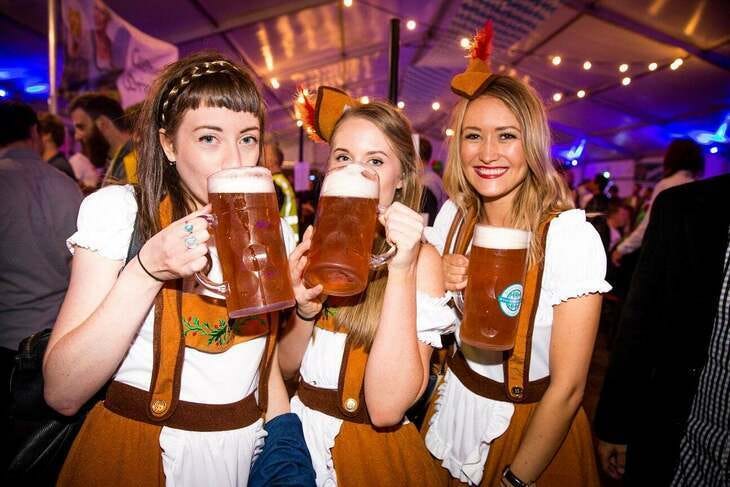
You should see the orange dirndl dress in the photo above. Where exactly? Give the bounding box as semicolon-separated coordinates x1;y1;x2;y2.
421;210;600;487
293;313;444;487
57;196;278;486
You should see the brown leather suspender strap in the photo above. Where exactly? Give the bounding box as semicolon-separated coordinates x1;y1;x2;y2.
447;349;549;403
444;205;478;257
444;210;464;256
503;217;553;402
445;209;555;403
337;336;369;420
256;312;280;414
296;323;372;424
146;283;185;421
109;282;280;427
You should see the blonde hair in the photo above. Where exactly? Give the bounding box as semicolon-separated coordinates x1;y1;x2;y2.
444;75;573;264
326;102;422;349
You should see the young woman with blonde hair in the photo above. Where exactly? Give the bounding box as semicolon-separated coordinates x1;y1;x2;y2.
279;87;455;486
422;22;608;487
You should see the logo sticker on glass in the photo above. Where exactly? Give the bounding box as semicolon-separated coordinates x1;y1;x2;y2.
497;283;523;318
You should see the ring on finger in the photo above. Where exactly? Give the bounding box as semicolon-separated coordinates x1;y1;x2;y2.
184;235;198;249
184;222;194;234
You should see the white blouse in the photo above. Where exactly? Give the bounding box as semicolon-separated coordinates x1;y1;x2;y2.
67;184;298;487
291;294;456;486
423;200;611;485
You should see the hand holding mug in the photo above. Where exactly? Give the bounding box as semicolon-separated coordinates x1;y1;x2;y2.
289;226;326;318
378;202;424;270
137;205;213;281
442;253;469;291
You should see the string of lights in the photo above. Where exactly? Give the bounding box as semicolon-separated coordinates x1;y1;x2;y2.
286;0;695;144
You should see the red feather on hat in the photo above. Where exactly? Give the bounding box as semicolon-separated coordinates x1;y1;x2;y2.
294;87;323;142
471;20;494;63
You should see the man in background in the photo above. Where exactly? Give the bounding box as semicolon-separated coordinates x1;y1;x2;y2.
611;138;702;267
418;136;447;226
263;137;299;242
595;175;730;485
37;112;75;180
69;92;136;185
606;202;631;253
0;101;82;410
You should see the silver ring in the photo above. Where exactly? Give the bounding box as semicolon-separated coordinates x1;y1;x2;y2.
184;235;198;249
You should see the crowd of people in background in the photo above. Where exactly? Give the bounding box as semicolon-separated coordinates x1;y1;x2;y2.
1;45;727;487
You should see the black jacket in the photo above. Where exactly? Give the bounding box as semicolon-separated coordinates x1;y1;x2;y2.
594;174;730;485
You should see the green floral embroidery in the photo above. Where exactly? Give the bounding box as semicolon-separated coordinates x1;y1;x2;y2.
323;306;338;318
232;315;268;334
182;317;231;346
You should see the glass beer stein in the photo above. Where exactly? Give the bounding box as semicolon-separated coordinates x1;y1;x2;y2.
195;167;295;318
303;163;396;296
458;225;531;351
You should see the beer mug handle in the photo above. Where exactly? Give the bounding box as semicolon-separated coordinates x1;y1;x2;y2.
453;290;465;315
369;243;397;269
193;214;230;296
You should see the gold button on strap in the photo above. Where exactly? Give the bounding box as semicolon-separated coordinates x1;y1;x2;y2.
150;399;168;416
343;397;358;412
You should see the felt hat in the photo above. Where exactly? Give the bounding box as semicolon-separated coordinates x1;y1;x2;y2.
295;86;358;142
450;20;498;100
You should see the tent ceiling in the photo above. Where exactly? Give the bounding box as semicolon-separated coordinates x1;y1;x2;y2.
1;0;728;162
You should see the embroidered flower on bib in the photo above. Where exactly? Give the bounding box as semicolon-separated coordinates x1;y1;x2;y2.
183;316;232;346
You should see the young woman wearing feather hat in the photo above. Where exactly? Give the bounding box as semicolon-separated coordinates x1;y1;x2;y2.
278;88;456;486
421;21;607;487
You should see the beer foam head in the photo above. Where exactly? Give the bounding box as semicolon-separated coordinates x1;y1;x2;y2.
320;163;379;198
208;167;274;193
473;225;530;249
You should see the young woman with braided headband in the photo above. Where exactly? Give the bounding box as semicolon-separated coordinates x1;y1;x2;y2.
277;87;456;486
421;22;608;486
43;53;309;486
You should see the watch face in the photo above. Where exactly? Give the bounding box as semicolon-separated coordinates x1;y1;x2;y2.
502;466;527;487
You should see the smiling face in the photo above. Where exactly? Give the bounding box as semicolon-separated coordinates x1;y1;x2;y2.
460;96;528;208
159;105;260;206
328;116;403;207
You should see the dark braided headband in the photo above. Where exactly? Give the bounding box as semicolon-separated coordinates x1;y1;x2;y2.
158;60;243;126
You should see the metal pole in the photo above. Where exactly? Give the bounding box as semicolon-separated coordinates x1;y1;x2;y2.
388;18;400;104
48;0;58;114
298;126;304;162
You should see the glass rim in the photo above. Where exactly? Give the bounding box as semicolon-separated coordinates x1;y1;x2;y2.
207;166;272;181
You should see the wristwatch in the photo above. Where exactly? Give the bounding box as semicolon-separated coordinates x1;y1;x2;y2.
502;465;534;487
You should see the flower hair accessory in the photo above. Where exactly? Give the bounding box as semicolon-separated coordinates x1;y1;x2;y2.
451;20;498;100
294;86;358;142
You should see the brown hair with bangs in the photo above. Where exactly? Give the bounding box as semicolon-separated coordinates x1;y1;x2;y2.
134;52;266;241
325;101;423;349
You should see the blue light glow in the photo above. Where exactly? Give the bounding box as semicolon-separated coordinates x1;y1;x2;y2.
25;83;48;94
689;113;729;145
0;89;6;97
710;146;719;154
559;138;586;161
